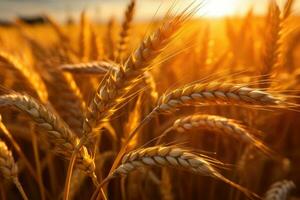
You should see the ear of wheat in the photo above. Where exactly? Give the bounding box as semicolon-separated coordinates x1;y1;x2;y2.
60;61;118;75
46;71;86;136
0;114;39;182
106;146;260;200
260;0;294;87
0;51;48;103
165;114;275;157
0;93;96;179
78;11;91;61
0;0;298;199
0;139;28;200
115;0;136;63
80;9;200;194
156;82;283;114
82;10;193;138
264;180;295;200
44;15;77;55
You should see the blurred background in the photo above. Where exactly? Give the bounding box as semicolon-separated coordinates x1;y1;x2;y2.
0;0;299;24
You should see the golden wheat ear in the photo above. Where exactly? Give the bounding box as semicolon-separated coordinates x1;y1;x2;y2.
115;0;136;63
59;61;118;75
105;146;260;200
264;180;295;200
0;93;96;178
0;51;48;103
82;2;202;140
161;114;276;158
0;140;29;200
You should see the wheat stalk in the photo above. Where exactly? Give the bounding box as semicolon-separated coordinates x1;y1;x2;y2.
264;180;295;200
44;15;77;56
155;82;283;114
60;61;118;74
106;17;118;60
160;168;174;200
143;71;158;103
163;114;274;157
59;169;87;200
0;51;48;103
0;93;96;179
83;7;196;138
260;0;281;88
283;28;300;72
107;81;286;188
68;12;197;197
261;0;294;87
47;71;87;136
89;25;100;60
0;140;28;200
60;61;158;103
115;0;136;63
0;114;39;181
78;11;91;61
105;146;259;199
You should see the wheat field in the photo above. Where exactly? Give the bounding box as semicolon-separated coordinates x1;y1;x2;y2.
0;0;299;199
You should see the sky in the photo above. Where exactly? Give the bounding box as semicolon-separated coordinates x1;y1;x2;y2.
0;0;299;22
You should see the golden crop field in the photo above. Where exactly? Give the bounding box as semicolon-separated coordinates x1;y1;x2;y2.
0;0;299;199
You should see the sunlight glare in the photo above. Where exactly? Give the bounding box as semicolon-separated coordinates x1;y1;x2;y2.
199;0;240;17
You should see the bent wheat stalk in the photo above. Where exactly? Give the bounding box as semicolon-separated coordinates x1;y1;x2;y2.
101;146;260;200
264;180;295;200
115;0;136;63
0;93;97;181
108;81;286;180
155;82;282;113
60;61;118;74
0;115;39;182
83;8;196;137
65;6;199;199
0;140;28;200
0;51;48;103
158;114;275;157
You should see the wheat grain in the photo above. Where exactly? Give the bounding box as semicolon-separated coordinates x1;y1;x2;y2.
83;9;194;137
143;72;158;103
0;140;19;182
50;72;86;135
0;139;28;200
115;0;136;63
168;114;274;156
0;93;96;178
107;146;259;199
0;114;38;181
106;17;117;60
264;180;295;200
60;61;118;74
155;82;283;114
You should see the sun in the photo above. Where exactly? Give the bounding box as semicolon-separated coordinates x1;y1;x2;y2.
199;0;240;17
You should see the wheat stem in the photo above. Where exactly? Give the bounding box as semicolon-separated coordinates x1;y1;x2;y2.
30;124;46;200
13;178;29;200
0;116;38;182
